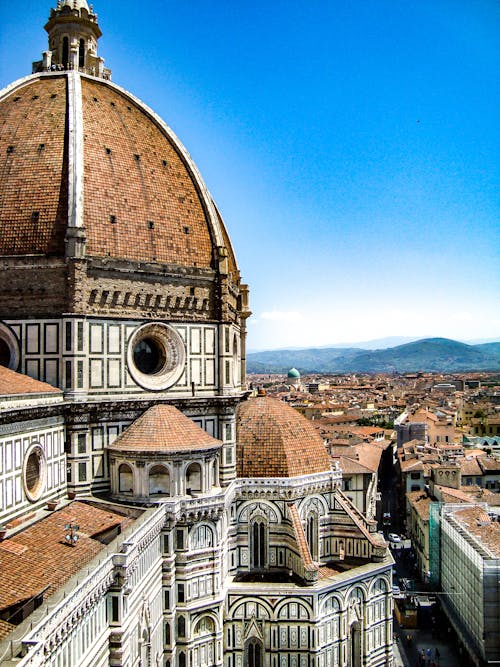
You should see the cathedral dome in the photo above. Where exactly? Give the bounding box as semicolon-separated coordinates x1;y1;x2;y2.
236;395;332;478
287;368;300;379
0;72;238;273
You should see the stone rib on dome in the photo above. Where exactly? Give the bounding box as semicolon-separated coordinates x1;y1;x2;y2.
0;72;238;274
236;396;331;478
108;404;222;453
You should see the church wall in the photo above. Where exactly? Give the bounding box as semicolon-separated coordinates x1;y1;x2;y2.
0;415;65;526
224;570;393;667
0;316;243;398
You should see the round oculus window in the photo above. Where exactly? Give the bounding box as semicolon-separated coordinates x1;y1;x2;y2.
0;322;20;370
23;444;47;502
127;323;185;391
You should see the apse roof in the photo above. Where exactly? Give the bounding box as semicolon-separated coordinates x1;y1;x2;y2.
108;404;222;453
236;395;332;478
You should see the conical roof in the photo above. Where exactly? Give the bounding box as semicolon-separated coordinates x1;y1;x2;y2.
108;404;222;453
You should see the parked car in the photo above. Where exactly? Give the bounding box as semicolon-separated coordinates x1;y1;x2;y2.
388;533;401;543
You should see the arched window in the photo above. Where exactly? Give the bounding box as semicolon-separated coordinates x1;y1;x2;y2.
62;36;69;68
190;524;214;551
245;638;263;667
78;39;85;68
178;653;186;667
177;616;185;639
193;616;215;636
165;622;170;645
251;519;266;569
232;334;240;386
306;511;319;560
149;465;170;495
186;462;202;494
118;464;133;494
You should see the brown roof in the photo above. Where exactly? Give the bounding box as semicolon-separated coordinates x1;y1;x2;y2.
108;404;222;453
0;74;237;271
452;506;500;557
0;77;68;256
0;365;61;397
407;491;432;521
0;619;15;641
0;502;133;612
460;458;483;476
287;503;317;572
237;396;332;478
338;457;373;475
478;457;500;473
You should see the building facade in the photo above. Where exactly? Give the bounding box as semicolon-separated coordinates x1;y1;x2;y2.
0;2;394;666
439;504;500;667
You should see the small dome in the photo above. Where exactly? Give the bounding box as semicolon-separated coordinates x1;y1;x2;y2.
287;368;301;379
236;396;331;478
108;404;222;453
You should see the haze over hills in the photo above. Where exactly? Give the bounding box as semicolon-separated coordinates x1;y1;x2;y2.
247;338;500;374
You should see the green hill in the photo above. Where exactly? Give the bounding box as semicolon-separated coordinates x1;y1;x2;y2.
247;338;500;374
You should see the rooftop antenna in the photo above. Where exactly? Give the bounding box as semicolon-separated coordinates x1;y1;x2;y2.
64;522;79;546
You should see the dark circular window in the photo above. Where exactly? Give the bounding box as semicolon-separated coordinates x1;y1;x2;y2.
127;323;185;391
0;338;10;367
133;338;166;375
26;451;41;493
23;444;46;502
0;324;20;370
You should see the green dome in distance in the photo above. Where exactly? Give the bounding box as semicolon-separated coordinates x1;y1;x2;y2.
287;368;300;379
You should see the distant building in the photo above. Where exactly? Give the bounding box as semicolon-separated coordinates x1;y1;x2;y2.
440;505;500;666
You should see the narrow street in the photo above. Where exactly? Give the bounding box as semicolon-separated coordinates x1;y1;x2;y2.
391;543;470;667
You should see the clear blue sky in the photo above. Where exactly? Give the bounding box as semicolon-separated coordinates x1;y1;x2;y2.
1;1;499;351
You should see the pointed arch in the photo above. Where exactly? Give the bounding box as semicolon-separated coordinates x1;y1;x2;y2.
244;637;263;667
250;517;267;569
306;509;319;560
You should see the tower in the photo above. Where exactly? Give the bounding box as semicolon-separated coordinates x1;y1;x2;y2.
32;0;109;78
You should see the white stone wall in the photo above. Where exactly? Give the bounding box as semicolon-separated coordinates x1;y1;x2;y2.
0;416;66;526
2;317;244;398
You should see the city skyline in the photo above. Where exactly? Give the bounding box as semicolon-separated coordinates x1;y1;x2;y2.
1;0;498;351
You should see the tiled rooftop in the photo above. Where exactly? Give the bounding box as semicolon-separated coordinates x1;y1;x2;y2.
0;501;133;613
0;77;68;256
451;505;500;557
0;74;237;272
108;404;222;452
0;365;62;397
237;396;332;478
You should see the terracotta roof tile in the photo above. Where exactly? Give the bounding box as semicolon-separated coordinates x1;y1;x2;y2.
0;619;15;641
287;503;317;572
0;501;133;612
108;404;222;453
451;505;500;557
0;365;61;396
236;396;331;478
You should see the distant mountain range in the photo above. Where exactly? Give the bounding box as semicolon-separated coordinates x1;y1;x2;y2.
246;338;500;374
